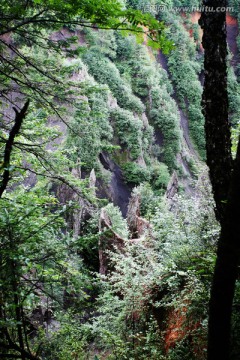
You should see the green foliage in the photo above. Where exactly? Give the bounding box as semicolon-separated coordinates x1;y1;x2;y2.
231;121;240;157
88;190;218;358
36;311;90;360
151;161;171;192
0;2;216;360
114;33;181;169
160;12;205;158
228;0;240;17
149;84;181;169
0;183;95;357
66;78;113;170
0;100;87;196
1;0;169;42
76;212;101;271
135;182;162;217
122;162;151;184
110;107;143;159
83;48;145;114
83;28;117;59
228;65;240;126
104;203;129;239
0;1;226;358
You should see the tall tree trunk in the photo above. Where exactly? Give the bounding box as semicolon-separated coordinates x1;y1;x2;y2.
199;2;240;359
199;1;232;224
208;142;240;359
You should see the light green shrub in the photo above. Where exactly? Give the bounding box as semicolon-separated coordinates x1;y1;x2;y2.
122;162;151;184
110;107;143;160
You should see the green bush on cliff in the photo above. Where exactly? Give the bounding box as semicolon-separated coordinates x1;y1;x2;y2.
88;192;218;359
82;48;145;114
122;162;151;184
115;34;181;170
151;162;171;192
110;107;143;160
160;12;206;158
66;85;113;170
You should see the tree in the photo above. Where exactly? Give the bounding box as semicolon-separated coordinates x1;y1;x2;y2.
199;1;240;359
0;0;171;196
0;181;89;359
0;2;173;359
0;0;170;103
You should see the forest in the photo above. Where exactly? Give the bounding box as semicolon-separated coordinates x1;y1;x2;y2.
0;0;240;359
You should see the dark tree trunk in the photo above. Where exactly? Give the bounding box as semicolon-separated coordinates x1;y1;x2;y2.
0;100;29;198
199;2;240;359
209;143;240;359
199;1;232;224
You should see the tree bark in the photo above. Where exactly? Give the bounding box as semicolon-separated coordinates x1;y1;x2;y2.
199;1;232;224
0;100;29;198
208;140;240;359
199;2;240;359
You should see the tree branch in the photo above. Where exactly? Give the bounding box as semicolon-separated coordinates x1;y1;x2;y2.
0;10;47;36
0;342;38;360
0;100;30;198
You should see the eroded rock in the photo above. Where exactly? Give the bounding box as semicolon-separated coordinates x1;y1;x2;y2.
98;208;125;275
127;192;152;238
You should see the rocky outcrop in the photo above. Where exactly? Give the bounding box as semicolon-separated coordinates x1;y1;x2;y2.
164;305;203;356
98;190;155;275
98;208;125;275
89;168;96;193
57;177;94;238
166;171;179;200
98;152;133;216
127;192;152;239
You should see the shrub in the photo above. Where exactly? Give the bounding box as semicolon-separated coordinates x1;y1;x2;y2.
110;107;143;160
82;50;145;114
90;191;219;359
160;12;206;157
103;203;129;239
115;33;181;169
66;82;113;170
122;162;151;184
151;162;171;191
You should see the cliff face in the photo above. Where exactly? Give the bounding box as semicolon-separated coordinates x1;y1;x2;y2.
57;27;180;215
48;11;238;219
2;12;238;218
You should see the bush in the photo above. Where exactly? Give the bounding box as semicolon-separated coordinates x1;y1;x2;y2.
151;162;171;191
122;162;151;184
115;33;181;169
110;107;143;160
103;203;129;239
89;191;219;359
82;50;145;114
161;12;206;158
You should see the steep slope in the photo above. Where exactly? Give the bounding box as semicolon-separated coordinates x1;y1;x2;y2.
61;27;184;215
60;9;240;214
